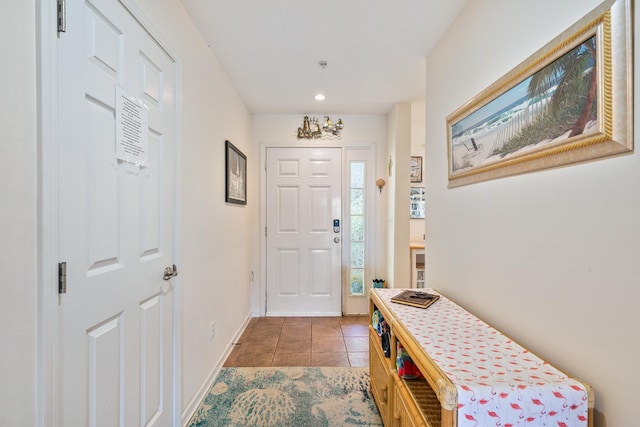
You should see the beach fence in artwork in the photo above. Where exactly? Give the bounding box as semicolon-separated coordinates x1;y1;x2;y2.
452;95;551;173
492;99;547;153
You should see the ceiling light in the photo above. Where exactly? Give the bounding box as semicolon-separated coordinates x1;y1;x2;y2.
314;94;326;101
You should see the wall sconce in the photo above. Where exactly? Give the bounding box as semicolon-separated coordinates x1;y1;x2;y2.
376;178;386;193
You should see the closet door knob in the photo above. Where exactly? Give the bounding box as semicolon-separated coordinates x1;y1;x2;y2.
163;264;178;280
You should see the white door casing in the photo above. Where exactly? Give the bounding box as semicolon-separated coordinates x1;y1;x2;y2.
56;0;178;425
342;146;376;315
266;147;342;316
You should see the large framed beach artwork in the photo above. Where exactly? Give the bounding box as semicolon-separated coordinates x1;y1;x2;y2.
446;0;633;188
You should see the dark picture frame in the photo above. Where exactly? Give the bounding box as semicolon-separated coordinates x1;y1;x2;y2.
446;0;632;187
225;140;247;205
410;156;423;183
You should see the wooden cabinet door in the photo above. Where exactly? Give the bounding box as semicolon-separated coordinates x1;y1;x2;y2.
369;328;392;425
393;376;428;427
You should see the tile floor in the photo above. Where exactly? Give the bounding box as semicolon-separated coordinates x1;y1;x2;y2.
223;315;370;368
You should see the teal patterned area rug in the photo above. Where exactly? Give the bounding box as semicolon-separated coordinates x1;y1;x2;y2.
188;367;383;427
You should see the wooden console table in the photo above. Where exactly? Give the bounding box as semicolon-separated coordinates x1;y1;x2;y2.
369;288;594;426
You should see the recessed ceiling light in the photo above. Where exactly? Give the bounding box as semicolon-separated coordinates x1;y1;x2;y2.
315;94;326;101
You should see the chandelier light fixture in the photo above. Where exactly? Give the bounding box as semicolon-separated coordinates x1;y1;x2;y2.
297;115;344;139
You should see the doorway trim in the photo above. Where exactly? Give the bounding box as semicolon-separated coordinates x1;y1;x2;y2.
341;145;377;315
258;144;376;317
36;1;183;425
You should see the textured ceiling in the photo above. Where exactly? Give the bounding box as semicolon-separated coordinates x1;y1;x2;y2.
181;0;468;114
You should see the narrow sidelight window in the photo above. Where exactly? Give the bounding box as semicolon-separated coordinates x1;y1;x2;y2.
349;161;366;295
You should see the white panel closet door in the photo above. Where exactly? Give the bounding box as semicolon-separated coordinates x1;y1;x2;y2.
57;1;177;425
266;147;342;316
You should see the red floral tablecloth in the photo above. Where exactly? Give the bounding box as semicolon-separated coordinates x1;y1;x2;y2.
373;288;589;427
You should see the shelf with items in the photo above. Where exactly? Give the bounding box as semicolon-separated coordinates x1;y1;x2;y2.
394;371;442;427
392;326;456;427
370;288;594;427
369;293;453;427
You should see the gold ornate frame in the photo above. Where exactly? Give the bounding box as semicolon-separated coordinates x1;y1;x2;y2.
447;0;633;188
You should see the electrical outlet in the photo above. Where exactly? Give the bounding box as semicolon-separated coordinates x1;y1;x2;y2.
209;321;215;343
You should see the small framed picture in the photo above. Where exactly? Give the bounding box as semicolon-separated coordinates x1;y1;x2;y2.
225;140;247;205
410;156;422;183
410;187;425;219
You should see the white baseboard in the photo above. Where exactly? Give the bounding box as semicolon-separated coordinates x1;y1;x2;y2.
180;313;252;426
266;311;342;317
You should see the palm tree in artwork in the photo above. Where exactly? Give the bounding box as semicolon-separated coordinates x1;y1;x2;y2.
527;35;597;138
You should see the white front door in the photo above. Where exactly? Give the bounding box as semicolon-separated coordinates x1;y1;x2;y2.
266;147;342;316
57;1;177;425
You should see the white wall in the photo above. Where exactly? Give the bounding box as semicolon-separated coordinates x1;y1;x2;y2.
135;0;253;420
251;114;389;311
425;0;639;425
251;114;386;147
386;104;412;288
0;1;37;425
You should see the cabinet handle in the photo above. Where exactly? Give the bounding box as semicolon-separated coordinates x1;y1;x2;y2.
381;384;388;403
393;412;401;426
